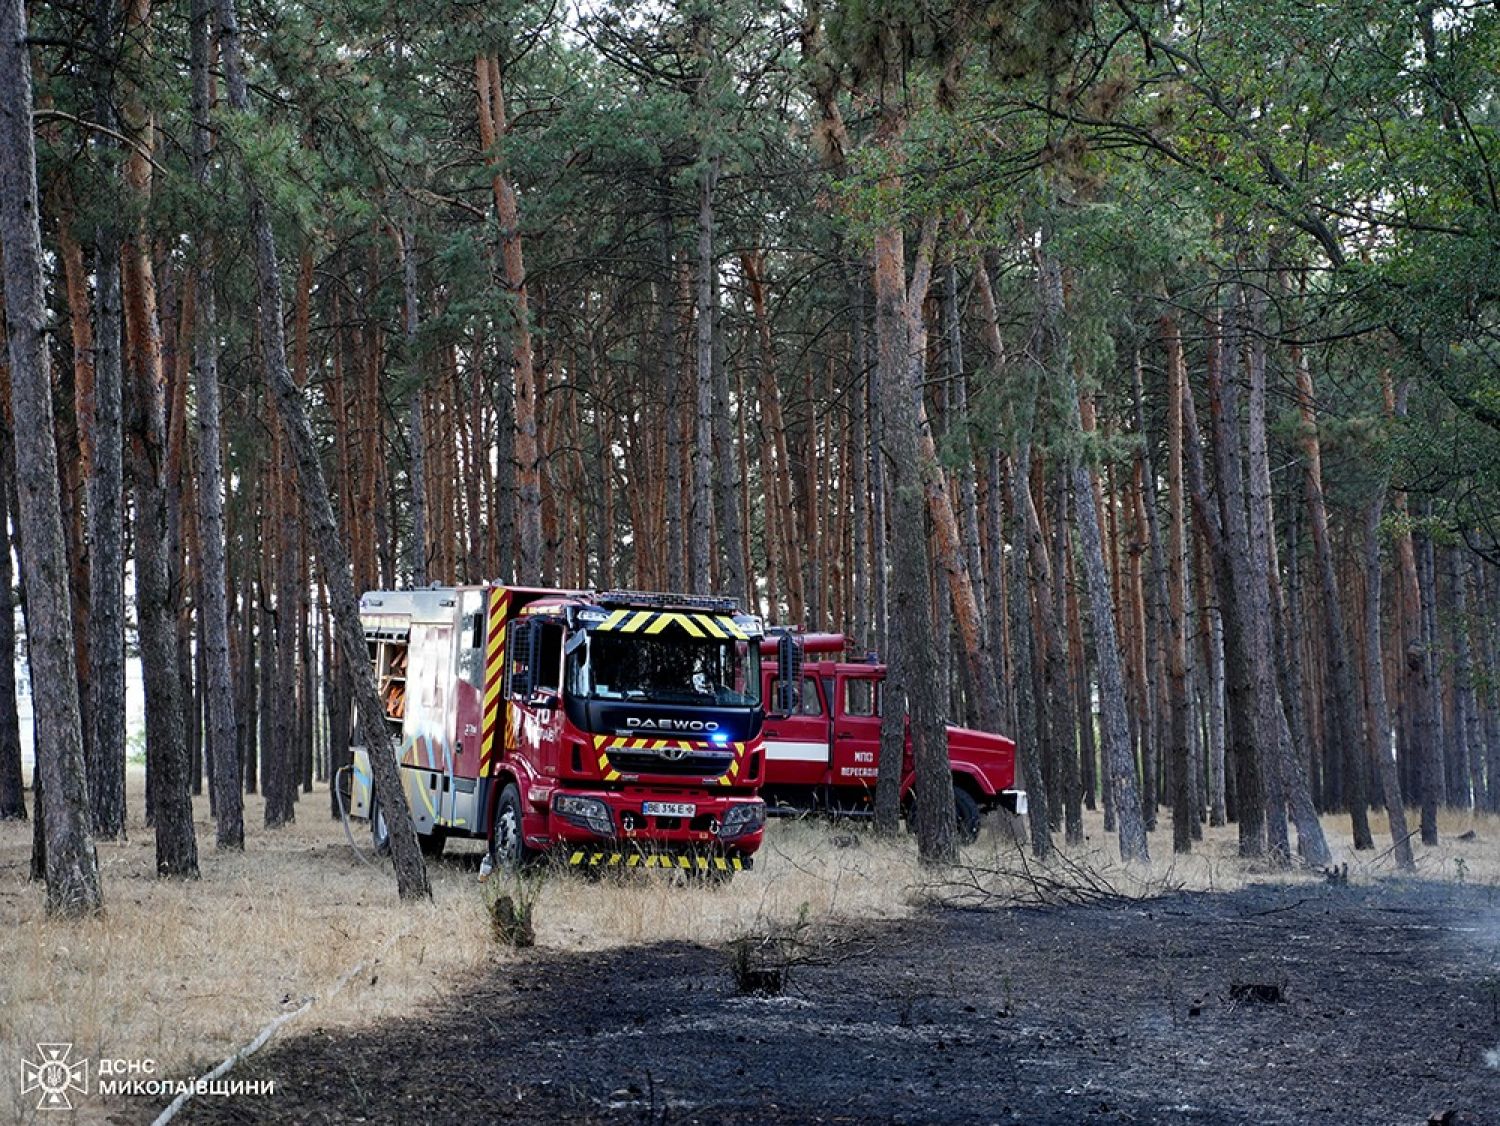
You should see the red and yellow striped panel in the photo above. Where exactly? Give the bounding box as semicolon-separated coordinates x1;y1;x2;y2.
478;587;511;777
590;733;747;786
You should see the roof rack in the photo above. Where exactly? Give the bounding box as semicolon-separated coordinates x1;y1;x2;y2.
594;589;742;614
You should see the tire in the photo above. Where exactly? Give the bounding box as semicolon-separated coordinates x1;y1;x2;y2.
953;787;982;846
904;785;983;846
489;783;536;871
419;829;447;858
370;798;392;858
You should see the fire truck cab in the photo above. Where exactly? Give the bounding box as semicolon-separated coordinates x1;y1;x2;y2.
347;586;768;873
758;632;1027;841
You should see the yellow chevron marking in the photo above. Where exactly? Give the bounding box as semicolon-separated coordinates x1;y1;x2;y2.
570;851;584;865
696;614;727;639
627;854;640;866
599;608;631;630
621;610;654;633
610;852;622;864
594;734;608;749
729;760;741;777
678;856;691;869
717;616;747;640
605;770;620;781
597;753;610;770
719;775;731;786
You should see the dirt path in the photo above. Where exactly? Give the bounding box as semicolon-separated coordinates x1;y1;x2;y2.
170;880;1498;1125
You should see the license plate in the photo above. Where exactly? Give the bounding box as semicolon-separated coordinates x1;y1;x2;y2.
643;801;696;818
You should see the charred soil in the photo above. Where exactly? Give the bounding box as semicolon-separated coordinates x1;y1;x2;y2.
176;880;1499;1125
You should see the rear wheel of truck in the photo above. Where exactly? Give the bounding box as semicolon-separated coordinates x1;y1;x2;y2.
905;786;983;846
953;787;982;845
489;783;536;871
370;798;392;858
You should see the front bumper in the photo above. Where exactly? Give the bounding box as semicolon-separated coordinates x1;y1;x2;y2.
566;849;752;872
541;787;766;858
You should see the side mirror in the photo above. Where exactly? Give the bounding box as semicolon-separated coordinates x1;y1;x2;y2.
775;633;802;716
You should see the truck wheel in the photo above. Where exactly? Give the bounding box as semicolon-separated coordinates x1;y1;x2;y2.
953;787;982;846
370;798;392;858
904;788;983;846
419;829;447;858
489;784;536;871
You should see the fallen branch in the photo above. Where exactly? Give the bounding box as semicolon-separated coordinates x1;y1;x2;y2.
151;920;418;1124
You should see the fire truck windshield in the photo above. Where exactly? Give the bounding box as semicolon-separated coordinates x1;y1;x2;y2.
573;632;762;708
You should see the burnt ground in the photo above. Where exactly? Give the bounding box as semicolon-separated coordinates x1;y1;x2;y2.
169;880;1498;1125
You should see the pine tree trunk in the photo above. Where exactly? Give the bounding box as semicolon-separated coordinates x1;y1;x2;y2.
0;0;103;912
1200;301;1271;856
1036;238;1146;860
475;54;541;583
1184;341;1262;853
189;0;243;849
1479;562;1500;814
1362;487;1415;868
222;0;429;900
1160;315;1194;851
119;0;197;879
400;222;426;584
1448;546;1481;807
1293;345;1372;848
0;436;27;820
710;278;745;602
690;153;718;594
872;193;953;862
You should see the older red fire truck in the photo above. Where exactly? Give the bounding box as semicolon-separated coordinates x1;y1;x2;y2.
346;586;768;873
759;632;1026;841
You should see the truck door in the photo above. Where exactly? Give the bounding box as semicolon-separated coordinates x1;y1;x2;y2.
762;670;829;791
506;617;566;784
831;671;882;802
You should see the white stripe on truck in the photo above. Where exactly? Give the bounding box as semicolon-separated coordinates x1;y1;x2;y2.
764;740;829;763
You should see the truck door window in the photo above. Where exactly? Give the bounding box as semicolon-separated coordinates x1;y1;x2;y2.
768;677;821;716
534;623;563;692
843;678;880;717
457;602;485;691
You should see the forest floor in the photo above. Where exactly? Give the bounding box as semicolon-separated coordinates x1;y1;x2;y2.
1;774;1497;1124
171;878;1500;1126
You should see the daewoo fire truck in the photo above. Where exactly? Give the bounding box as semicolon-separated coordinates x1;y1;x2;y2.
759;632;1026;842
346;586;769;874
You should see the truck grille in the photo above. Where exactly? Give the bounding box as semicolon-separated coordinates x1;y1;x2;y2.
605;748;733;776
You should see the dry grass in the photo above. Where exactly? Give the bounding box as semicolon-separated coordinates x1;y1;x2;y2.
1;772;1496;1122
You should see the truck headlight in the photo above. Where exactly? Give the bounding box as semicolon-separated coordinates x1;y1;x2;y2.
717;801;765;840
553;794;613;837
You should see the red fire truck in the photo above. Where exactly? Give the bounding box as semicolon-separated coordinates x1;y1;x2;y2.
759;632;1026;841
346;586;769;874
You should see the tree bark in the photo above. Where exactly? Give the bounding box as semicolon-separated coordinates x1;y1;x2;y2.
1362;483;1415;868
475;54;542;583
119;0;197;879
1037;240;1146;861
222;0;429;899
189;0;244;850
1292;344;1373;848
0;430;27;820
1160;315;1194;851
872;190;954;862
0;0;104;912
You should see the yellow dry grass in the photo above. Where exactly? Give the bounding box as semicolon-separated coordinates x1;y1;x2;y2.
1;771;1495;1123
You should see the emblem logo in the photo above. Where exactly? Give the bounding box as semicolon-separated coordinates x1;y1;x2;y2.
21;1043;88;1110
